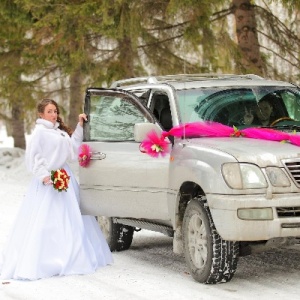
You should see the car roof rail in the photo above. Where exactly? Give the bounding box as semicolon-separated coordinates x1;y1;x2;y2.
110;73;264;88
110;77;159;88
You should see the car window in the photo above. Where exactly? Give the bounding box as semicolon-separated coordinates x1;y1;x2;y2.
128;88;174;131
149;93;173;131
176;86;300;127
281;90;300;120
87;93;149;141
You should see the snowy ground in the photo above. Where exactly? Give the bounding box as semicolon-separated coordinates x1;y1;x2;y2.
1;135;300;299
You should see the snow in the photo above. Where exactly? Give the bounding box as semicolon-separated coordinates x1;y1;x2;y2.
1;131;300;299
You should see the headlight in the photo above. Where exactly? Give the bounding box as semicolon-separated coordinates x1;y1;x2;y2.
222;163;268;189
266;167;291;187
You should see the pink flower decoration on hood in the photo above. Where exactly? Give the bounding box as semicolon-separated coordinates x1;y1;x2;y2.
140;130;171;157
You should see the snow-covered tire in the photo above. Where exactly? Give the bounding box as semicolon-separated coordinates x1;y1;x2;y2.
182;197;239;284
97;216;134;251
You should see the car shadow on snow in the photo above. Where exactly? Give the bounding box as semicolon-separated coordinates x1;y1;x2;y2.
119;230;300;283
236;245;300;281
122;230;188;274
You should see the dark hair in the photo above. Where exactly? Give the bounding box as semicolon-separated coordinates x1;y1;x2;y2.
37;98;73;137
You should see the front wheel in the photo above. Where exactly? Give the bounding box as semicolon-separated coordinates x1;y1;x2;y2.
182;198;239;284
97;216;134;251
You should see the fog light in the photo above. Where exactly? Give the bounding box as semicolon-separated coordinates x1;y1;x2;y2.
237;208;273;220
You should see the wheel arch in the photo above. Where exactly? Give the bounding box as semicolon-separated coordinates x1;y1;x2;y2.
177;181;206;229
172;181;206;255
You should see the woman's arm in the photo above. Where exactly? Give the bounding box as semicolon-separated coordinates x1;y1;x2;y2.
25;131;50;182
70;113;87;158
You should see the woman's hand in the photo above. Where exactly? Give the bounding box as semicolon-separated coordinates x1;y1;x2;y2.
42;176;52;186
78;113;87;127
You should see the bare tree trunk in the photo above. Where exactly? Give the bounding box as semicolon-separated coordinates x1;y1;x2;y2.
68;69;83;130
11;102;25;149
232;0;264;76
115;1;135;79
117;36;135;78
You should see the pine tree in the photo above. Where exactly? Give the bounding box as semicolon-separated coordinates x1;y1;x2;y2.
0;0;36;149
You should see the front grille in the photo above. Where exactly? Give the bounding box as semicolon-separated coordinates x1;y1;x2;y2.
277;207;300;218
283;160;300;186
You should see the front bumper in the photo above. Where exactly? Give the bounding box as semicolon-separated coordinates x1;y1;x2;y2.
207;193;300;241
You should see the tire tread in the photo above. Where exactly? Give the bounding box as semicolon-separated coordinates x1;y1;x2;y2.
183;197;239;284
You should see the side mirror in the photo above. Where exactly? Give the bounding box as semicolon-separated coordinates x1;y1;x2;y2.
134;123;162;142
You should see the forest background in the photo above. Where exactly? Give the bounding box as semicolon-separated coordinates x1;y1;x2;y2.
0;0;300;149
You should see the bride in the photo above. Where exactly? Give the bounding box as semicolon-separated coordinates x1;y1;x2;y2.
0;99;113;280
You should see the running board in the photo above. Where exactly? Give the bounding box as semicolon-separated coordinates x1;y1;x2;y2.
113;217;174;237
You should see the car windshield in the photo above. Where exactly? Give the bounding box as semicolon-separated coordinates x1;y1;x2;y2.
176;86;300;128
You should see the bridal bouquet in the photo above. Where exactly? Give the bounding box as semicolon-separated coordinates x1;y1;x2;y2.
51;168;70;192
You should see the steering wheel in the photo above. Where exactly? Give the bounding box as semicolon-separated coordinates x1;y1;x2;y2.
270;117;294;127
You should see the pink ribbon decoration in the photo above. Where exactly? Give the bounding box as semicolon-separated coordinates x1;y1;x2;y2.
140;121;300;157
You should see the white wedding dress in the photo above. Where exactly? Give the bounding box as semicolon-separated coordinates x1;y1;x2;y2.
0;119;113;280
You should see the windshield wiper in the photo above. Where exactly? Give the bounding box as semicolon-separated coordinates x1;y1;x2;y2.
268;124;300;132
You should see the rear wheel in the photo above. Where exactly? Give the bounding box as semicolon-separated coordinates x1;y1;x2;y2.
97;216;134;251
182;197;239;284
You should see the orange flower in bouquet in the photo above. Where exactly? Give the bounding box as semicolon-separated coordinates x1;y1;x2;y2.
50;168;70;192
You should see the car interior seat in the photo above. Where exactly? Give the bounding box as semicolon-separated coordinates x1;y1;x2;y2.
160;107;172;131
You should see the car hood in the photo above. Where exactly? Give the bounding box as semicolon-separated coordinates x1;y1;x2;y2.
189;137;300;167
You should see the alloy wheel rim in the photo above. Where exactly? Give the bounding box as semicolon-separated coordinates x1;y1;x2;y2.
187;214;208;269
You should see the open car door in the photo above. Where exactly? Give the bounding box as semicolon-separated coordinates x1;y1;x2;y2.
79;88;172;221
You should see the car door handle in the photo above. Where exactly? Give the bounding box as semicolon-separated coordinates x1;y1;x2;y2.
90;151;106;160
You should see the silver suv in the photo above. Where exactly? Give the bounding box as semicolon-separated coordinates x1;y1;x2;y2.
79;74;300;284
